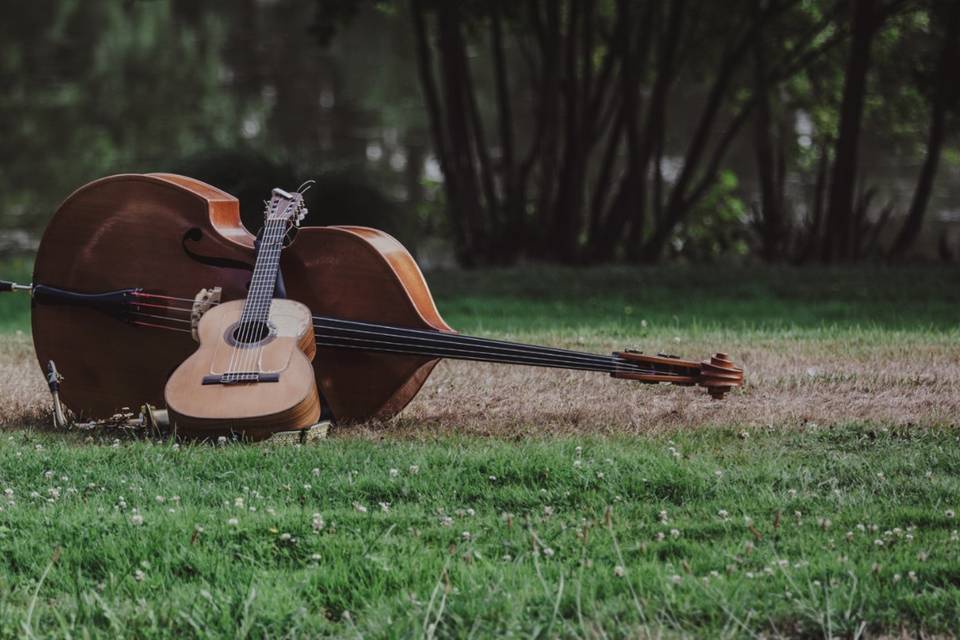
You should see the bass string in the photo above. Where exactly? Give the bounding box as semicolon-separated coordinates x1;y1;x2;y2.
313;316;640;368
124;308;669;374
131;295;647;370
122;304;677;376
312;323;628;369
308;332;661;375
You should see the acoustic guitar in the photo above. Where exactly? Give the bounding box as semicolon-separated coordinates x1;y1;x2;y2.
163;187;321;439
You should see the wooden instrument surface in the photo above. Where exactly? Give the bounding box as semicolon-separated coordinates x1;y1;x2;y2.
32;173;451;423
164;299;321;439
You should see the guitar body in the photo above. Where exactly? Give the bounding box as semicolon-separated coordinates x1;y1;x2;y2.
33;174;446;424
164;297;322;440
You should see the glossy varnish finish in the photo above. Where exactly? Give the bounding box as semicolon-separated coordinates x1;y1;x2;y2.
32;174;452;423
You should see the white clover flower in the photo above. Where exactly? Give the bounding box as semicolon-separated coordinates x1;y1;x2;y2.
130;513;144;526
614;565;625;577
658;510;669;523
133;569;145;582
461;531;471;541
312;468;321;477
310;553;321;561
714;469;723;478
873;539;884;547
777;559;789;568
217;436;227;446
718;509;729;520
543;547;555;558
466;508;475;517
234;497;244;508
543;506;554;517
389;468;399;478
670;528;680;539
279;532;292;542
227;517;239;526
3;489;12;497
30;491;40;499
917;550;929;562
353;502;368;514
573;460;583;468
846;531;854;541
596;472;604;479
787;489;797;498
951;530;959;542
893;573;902;583
111;440;120;448
409;465;420;475
43;470;54;479
312;513;325;532
155;496;164;503
670;574;682;584
440;515;453;527
488;475;497;482
655;532;665;542
908;571;918;583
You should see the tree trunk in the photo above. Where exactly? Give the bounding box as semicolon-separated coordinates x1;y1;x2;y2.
752;22;786;262
821;0;879;263
889;1;960;260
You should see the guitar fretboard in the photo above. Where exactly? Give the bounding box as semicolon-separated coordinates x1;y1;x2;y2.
239;217;287;325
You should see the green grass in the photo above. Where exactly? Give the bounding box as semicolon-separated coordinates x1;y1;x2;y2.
428;265;960;335
2;260;959;636
1;427;959;637
3;261;959;336
0;258;30;333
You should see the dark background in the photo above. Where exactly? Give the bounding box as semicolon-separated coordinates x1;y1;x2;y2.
2;0;958;267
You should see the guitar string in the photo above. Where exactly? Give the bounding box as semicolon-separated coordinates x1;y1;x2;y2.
234;199;286;379
233;216;279;380
246;216;288;379
229;200;287;380
237;199;296;381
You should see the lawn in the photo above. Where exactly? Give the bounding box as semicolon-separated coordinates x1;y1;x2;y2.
0;262;959;637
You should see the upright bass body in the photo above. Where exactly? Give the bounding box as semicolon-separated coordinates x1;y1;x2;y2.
32;173;452;424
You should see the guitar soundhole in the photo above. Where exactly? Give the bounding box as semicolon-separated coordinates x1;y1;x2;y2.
231;321;271;345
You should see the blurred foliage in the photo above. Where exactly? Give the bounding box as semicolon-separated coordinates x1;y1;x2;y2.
0;0;957;264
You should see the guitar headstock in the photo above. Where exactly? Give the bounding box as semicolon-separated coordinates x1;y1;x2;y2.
264;187;308;230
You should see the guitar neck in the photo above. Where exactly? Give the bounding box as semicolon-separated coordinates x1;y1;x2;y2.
240;219;287;324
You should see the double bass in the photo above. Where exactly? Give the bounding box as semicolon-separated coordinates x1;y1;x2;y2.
9;174;742;431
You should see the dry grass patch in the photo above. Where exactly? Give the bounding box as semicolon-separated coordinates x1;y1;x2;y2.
3;330;958;438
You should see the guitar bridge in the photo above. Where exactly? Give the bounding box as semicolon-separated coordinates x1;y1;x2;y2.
202;373;280;385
